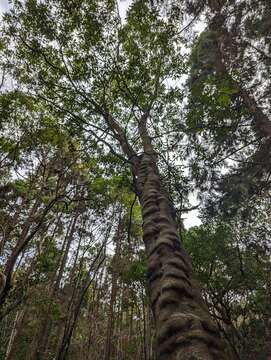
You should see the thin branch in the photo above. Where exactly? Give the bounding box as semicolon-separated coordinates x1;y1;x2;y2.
36;93;130;164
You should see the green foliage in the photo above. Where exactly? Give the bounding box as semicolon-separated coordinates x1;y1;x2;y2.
120;251;147;285
184;217;271;359
0;0;270;359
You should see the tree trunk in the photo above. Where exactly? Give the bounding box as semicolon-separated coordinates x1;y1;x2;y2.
55;250;106;360
142;295;149;360
104;216;122;360
34;214;78;360
134;154;226;360
0;198;57;306
207;1;271;140
5;309;26;360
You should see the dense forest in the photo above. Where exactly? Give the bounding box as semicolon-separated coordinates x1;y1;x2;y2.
0;0;270;359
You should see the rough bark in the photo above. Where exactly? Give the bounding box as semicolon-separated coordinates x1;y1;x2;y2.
134;154;227;360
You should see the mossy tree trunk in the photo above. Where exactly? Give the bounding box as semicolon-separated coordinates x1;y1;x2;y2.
134;154;226;360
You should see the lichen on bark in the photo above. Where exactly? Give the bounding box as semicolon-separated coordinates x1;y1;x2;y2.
135;154;227;360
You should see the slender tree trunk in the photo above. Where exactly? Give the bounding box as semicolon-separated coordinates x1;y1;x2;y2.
104;263;118;360
5;309;26;360
34;214;78;360
141;287;152;360
104;215;122;360
86;285;96;360
56;251;106;360
264;265;271;360
147;303;154;360
142;296;149;360
0;198;57;306
134;154;226;360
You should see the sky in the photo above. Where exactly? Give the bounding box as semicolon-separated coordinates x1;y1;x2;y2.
0;0;9;13
0;0;201;228
119;0;132;20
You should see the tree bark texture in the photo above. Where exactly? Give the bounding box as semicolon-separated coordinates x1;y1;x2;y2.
135;154;227;360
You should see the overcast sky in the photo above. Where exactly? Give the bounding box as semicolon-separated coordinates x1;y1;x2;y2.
0;0;9;13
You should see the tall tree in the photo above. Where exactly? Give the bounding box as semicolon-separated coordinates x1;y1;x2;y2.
1;0;227;358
